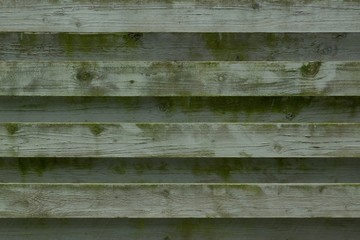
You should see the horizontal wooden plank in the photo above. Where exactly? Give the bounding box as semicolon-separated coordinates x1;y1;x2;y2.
1;158;359;183
0;0;359;32
0;183;359;218
1;219;360;240
0;61;359;96
0;123;359;158
1;96;359;123
1;33;359;61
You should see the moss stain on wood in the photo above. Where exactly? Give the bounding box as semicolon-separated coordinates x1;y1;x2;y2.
5;123;19;135
88;124;105;136
300;62;322;77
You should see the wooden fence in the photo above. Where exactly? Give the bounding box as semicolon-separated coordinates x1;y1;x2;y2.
0;0;359;239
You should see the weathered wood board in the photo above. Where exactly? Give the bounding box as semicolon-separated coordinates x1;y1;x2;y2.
0;183;358;218
0;0;359;32
0;61;359;96
0;0;359;232
1;218;359;240
1;158;359;183
1;123;359;158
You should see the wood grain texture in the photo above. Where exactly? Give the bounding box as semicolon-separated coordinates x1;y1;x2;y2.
1;158;359;183
0;183;359;218
1;96;359;123
0;61;359;96
0;123;359;158
1;219;360;240
1;33;359;61
0;0;359;32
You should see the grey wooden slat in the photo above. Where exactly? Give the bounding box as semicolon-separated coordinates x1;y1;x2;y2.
0;183;359;218
0;61;359;96
1;96;359;123
0;219;359;240
0;0;359;32
0;158;359;183
0;123;359;158
1;33;359;61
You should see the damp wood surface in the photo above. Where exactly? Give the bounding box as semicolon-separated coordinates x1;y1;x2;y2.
1;158;359;183
0;0;359;32
0;96;359;123
0;61;359;96
0;0;359;233
0;183;359;218
1;32;359;61
0;123;360;158
1;219;359;240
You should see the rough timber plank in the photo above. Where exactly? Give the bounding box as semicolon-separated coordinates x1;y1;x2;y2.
0;183;359;218
1;158;359;183
0;219;359;240
0;61;359;96
1;33;359;61
1;97;359;123
0;123;359;158
0;0;359;32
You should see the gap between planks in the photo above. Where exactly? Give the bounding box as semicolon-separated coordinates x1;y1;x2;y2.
0;96;359;123
1;157;359;183
0;218;359;240
1;33;359;61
